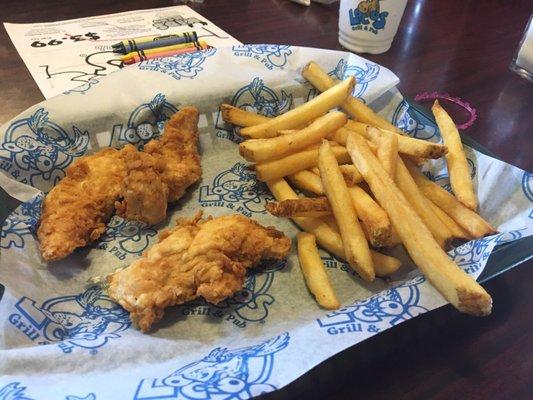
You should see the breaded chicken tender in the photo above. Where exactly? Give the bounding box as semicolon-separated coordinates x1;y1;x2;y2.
115;150;169;225
107;213;291;332
145;106;202;202
37;107;202;261
37;147;130;261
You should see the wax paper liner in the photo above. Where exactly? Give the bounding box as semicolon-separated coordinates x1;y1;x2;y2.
0;45;531;400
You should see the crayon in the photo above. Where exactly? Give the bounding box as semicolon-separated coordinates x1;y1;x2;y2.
112;32;198;54
122;44;210;65
120;40;207;62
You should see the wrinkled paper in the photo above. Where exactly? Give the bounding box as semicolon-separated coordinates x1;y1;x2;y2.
0;46;532;400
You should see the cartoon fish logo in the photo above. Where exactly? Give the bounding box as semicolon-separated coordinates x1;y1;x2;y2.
134;333;290;399
330;59;380;99
318;277;428;329
15;286;130;352
234;77;292;117
111;93;178;147
0;382;33;400
232;45;292;69
1;194;43;249
0;109;89;191
391;100;438;140
98;216;157;254
199;162;274;214
138;47;216;81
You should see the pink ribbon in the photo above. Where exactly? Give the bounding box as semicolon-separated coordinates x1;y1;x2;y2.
414;92;477;130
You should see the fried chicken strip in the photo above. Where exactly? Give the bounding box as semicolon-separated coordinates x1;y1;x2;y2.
107;213;291;332
144;106;202;202
37;107;202;261
37;146;134;261
118;106;201;219
115;150;169;225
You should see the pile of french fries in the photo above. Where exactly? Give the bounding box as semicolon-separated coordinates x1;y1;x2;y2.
220;61;497;316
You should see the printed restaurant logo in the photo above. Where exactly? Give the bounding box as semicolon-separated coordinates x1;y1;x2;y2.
9;286;130;354
198;162;274;216
0;108;89;192
348;0;388;34
134;333;290;400
232;45;292;70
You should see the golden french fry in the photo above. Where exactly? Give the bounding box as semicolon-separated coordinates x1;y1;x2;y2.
289;165;363;196
427;199;472;240
346;122;448;159
255;144;350;182
349;175;401;253
359;180;402;247
389;229;402;247
220;104;271;127
240;77;355;139
343;121;439;159
297;232;340;309
266;197;331;218
405;161;496;238
339;164;363;186
278;129;298;135
321;216;400;276
400;153;426;167
267;178;400;277
321;215;340;232
267;177;311;203
329;125;363;146
288;211;331;218
349;186;393;248
318;140;374;281
333;123;365;144
343;120;369;137
353;170;402;250
302;61;402;133
239;111;347;162
347;132;492;316
375;131;398;179
313;165;358;177
329;126;352;145
432;100;477;210
330;125;383;155
395;158;454;248
287;170;324;195
370;251;402;276
314;163;364;182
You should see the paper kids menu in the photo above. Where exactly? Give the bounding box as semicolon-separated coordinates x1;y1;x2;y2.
4;5;240;99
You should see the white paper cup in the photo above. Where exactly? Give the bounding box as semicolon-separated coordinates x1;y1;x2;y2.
338;0;408;54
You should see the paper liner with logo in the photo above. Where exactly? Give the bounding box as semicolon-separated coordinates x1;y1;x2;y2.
0;45;531;399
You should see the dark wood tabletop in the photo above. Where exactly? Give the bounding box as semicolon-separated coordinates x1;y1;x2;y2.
1;1;531;399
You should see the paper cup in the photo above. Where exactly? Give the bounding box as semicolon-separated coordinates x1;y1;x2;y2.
338;0;408;54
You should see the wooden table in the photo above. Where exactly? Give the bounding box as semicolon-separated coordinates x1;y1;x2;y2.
1;1;531;399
